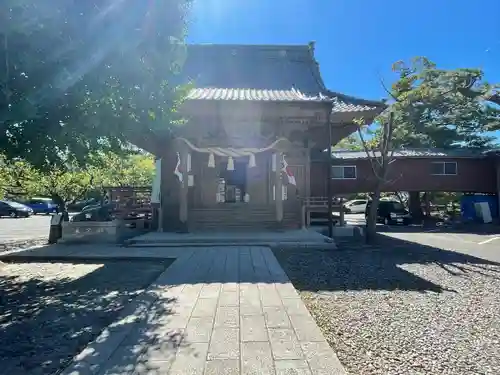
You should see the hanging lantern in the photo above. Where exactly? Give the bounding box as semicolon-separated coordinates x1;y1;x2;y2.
271;153;277;172
248;153;256;168
227;156;235;171
187;153;192;172
208;152;215;168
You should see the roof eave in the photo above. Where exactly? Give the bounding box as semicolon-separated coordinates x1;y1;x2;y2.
327;90;387;109
329;154;489;161
184;98;332;104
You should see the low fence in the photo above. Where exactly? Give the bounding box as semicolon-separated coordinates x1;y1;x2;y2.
301;197;345;227
104;186;153;221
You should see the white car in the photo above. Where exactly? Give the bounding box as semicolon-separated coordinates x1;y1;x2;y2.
343;199;368;214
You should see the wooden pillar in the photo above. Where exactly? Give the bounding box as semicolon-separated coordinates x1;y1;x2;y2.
159;151;171;232
305;148;311;199
179;148;189;225
276;152;283;222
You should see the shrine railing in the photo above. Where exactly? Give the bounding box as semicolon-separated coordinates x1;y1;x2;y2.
104;186;153;221
299;196;346;227
301;196;343;209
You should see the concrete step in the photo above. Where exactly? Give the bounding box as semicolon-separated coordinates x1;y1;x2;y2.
124;241;337;249
124;229;335;247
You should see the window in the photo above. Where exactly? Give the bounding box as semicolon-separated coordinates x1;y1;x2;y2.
431;161;457;175
332;166;357;179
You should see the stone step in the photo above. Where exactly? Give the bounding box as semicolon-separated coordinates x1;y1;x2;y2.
188;206;301;231
125;241;336;249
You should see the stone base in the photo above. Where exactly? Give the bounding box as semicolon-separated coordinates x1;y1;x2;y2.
59;221;119;244
125;229;336;249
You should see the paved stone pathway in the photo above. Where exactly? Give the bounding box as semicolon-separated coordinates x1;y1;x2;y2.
62;246;345;375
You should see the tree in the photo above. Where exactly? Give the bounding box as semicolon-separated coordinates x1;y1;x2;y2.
0;152;155;212
376;57;499;149
333;127;373;151
333;133;365;151
37;168;95;210
0;155;40;198
1;0;191;168
357;112;396;243
90;153;156;189
373;57;500;218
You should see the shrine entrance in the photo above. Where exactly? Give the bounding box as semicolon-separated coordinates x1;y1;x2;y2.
218;159;248;203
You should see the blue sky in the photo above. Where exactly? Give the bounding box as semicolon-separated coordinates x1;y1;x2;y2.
187;0;500;102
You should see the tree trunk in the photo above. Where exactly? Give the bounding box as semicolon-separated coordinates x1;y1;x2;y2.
423;192;431;217
408;191;423;222
365;186;382;243
51;194;68;220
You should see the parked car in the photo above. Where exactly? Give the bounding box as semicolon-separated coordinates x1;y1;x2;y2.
81;203;101;212
0;200;33;218
24;197;58;215
365;200;411;225
67;198;100;213
71;203;116;222
71;203;143;222
343;199;368;214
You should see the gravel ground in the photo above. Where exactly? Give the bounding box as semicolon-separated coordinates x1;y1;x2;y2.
0;259;172;375
0;238;48;254
273;238;500;375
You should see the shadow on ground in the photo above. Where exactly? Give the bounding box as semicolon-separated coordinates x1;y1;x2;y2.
273;233;500;294
0;258;175;375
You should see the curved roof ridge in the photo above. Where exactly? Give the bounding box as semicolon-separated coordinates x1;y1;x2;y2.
304;44;386;108
326;90;386;107
186;43;313;59
187;42;311;49
180;42;386;111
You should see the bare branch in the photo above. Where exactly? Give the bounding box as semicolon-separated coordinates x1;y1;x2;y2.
384;172;404;186
380;76;400;103
386;112;397;160
357;125;381;163
358;127;383;180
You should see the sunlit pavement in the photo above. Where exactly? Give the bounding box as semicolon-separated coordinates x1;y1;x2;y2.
0;215;52;243
0;213;79;243
327;213;500;262
382;230;500;263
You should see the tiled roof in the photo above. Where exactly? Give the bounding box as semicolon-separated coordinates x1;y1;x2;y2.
178;43;385;113
330;148;489;160
186;87;330;102
331;97;380;113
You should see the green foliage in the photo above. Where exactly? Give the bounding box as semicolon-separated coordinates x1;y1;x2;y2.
89;153;156;189
1;0;192;168
0;155;40;198
0;153;155;203
375;57;500;149
333;133;364;151
37;168;95;205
